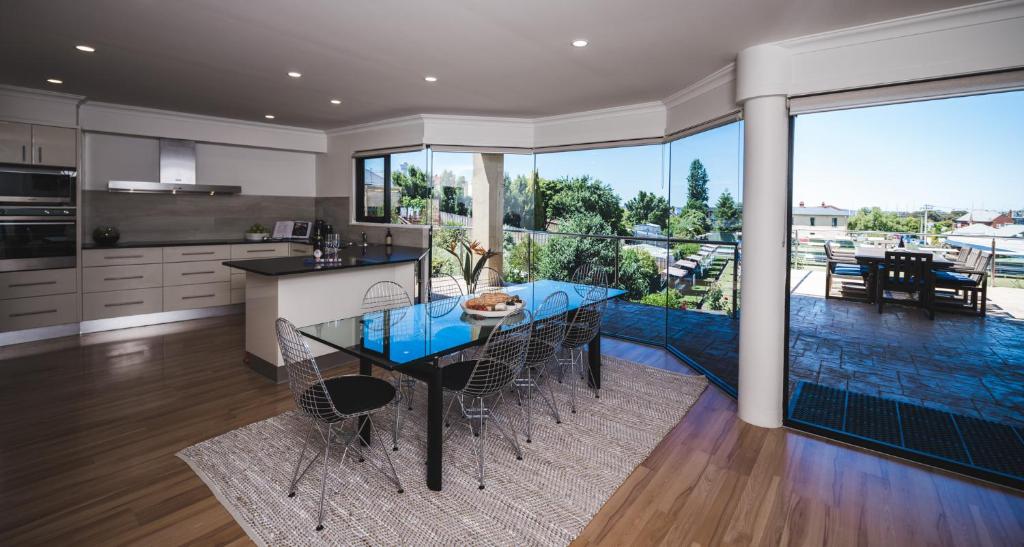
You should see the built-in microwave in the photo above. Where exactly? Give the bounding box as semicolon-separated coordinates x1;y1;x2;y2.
0;165;76;205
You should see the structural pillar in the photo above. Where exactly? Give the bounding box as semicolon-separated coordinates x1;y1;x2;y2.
736;44;791;428
471;153;505;273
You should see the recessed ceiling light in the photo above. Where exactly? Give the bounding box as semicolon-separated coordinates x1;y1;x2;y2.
572;39;588;48
46;78;63;84
75;44;96;53
287;71;302;78
264;114;275;119
330;99;342;105
424;76;438;82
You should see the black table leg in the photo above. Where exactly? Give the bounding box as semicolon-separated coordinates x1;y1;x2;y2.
426;362;443;491
587;333;601;394
358;358;372;447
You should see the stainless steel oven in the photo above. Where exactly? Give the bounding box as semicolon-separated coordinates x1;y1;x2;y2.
0;165;76;205
0;206;76;272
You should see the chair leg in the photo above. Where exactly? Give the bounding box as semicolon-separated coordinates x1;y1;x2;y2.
315;425;333;532
287;418;316;497
476;398;487;489
392;395;400;451
825;268;832;299
370;416;405;493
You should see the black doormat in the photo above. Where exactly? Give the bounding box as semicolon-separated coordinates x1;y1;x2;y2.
789;382;1024;484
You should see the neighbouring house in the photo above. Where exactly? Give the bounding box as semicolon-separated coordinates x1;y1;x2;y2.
792;201;852;231
632;223;664;238
954;209;1014;229
1010;209;1024;225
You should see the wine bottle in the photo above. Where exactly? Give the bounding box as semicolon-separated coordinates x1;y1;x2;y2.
385;228;393;247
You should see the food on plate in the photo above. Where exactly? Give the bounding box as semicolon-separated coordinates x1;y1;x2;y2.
465;292;523;312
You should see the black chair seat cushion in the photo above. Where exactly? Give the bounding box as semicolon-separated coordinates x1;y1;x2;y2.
300;375;396;421
934;270;978;286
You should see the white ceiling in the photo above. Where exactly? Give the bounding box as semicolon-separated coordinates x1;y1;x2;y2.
2;0;980;129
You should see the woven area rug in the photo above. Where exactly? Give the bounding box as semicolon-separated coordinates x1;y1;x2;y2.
178;355;708;546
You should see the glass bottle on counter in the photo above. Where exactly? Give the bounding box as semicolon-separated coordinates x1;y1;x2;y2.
385;228;393;247
312;219;325;261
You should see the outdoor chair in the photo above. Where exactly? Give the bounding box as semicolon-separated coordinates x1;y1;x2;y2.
824;240;868;300
933;251;992;317
877;251;934;319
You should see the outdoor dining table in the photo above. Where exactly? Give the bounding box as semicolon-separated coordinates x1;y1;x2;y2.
853;247;956;300
297;279;626;492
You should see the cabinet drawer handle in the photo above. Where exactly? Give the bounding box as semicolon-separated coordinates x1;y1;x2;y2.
105;300;145;308
38;146;42;163
181;270;215;276
22;145;26;162
105;255;144;260
10;309;57;318
247;249;275;253
103;275;145;281
182;251;216;256
9;280;57;288
182;293;215;300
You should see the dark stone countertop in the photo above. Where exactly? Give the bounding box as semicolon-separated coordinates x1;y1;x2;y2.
223;245;427;276
81;238;312;249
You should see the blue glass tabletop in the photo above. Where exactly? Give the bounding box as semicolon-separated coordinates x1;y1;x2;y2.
298;280;625;367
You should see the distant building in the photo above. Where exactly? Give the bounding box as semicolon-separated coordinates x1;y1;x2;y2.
792;201;852;231
954;210;1014;229
1011;209;1024;225
632;223;663;238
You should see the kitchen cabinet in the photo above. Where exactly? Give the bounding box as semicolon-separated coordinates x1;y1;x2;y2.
0;122;77;167
31;125;77;167
0;121;32;164
0;268;79;332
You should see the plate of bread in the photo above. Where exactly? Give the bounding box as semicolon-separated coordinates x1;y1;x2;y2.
461;291;525;318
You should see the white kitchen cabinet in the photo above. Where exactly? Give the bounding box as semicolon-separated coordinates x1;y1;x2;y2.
31;125;77;167
0;121;32;164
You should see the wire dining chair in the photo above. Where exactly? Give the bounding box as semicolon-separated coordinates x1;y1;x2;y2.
513;291;568;443
430;273;464;301
558;291;606;412
441;310;533;489
570;264;610;298
275;318;403;532
361;281;415;450
473;266;505;293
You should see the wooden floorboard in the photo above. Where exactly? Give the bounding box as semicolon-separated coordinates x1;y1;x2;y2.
0;315;1021;546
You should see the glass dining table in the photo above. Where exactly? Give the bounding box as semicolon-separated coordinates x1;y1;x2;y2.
298;279;625;491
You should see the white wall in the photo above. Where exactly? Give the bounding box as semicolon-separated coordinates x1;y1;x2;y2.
533;102;666;148
318;117;424;198
83;132;317;197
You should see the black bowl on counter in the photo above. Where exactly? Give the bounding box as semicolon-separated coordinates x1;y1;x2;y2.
92;226;121;246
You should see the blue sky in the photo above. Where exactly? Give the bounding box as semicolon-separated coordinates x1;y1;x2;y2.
793;90;1024;212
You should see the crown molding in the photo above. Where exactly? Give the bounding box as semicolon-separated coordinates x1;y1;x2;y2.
324;114;425;137
533;101;665;127
0;84;85;104
780;0;1024;53
663;63;736;108
419;113;534;127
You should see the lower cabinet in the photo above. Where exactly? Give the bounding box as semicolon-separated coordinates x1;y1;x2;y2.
0;293;79;331
163;282;230;311
83;288;163;320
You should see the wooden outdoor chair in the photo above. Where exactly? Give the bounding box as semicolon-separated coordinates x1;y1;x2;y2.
824;241;867;300
877;251;934;319
934;251;992;317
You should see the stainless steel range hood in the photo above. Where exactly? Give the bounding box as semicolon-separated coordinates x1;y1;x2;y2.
108;139;242;195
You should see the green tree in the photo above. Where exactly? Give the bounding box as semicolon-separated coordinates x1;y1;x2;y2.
617;248;662;300
672;242;700;261
847;207;921;233
623;190;671;230
540;175;624;234
536;212;616;281
713;190;741;231
503;172;537;229
685;159;710;213
640;288;685;309
502;232;545;283
669;208;711;238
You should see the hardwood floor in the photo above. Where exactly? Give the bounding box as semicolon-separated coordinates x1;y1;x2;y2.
1;315;1021;545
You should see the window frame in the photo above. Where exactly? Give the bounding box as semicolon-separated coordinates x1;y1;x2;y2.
355;155;391;223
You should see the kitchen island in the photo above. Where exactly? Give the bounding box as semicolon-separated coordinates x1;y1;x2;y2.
224;244;428;381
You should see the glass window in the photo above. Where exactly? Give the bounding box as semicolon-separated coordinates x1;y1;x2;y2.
356;156;388;222
355;151;429;224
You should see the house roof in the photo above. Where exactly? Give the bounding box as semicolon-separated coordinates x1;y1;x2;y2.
794;206;851;216
955;210;1007;223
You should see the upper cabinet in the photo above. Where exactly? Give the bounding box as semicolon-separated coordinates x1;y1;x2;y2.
0;121;77;167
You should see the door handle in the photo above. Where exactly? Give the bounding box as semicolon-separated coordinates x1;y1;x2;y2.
37;146;42;164
21;145;26;162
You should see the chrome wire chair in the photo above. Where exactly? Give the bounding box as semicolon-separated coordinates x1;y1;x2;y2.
361;281;415;450
473;266;505;293
276;318;403;532
441;310;533;489
570;264;610;298
430;273;464;301
513;291;568;443
558;288;606;412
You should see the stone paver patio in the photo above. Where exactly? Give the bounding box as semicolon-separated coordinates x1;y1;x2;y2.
600;270;1024;427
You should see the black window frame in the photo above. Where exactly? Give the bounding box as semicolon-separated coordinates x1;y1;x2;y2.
355;155;392;223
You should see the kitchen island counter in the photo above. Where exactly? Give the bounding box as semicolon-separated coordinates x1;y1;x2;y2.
223;245;426;276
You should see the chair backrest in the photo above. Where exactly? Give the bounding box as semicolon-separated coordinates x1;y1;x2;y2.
563;293;605;349
275;318;338;420
571;263;610;299
362;280;413;313
430;274;463;301
881;251;932;289
527;291;569;366
474;266;504;293
974;251;994;278
464;310;533;397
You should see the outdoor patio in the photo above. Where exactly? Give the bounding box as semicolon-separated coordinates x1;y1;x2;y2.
601;270;1024;429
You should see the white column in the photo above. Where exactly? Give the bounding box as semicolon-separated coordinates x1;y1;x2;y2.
471;153;505;273
736;44;791;428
